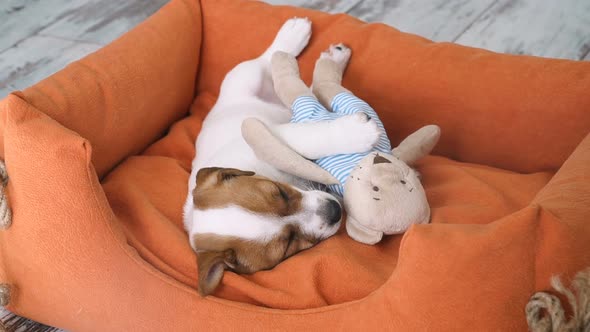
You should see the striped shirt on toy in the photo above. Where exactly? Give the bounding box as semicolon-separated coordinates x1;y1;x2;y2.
291;92;392;197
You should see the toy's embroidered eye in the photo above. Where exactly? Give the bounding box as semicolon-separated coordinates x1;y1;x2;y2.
400;180;406;185
373;186;379;192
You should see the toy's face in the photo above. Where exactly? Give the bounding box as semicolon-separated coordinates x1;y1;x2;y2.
343;152;430;235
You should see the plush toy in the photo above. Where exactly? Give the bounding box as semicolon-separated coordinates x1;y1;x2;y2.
242;45;440;244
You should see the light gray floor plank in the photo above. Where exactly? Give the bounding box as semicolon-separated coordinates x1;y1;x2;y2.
0;0;90;53
346;0;497;42
264;0;361;13
0;35;100;97
39;0;169;45
455;0;590;59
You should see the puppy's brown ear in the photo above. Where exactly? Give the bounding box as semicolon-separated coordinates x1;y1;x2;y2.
216;168;255;182
196;249;236;296
196;167;255;187
196;167;223;187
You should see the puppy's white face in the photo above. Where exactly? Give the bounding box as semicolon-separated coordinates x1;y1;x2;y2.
189;167;342;295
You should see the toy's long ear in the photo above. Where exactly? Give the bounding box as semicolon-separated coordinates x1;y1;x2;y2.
241;118;339;185
392;125;441;165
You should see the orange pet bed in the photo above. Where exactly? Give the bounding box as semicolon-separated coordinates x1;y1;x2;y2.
1;0;590;330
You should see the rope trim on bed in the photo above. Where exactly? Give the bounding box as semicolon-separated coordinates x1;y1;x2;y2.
0;285;9;308
0;160;11;311
526;267;590;331
0;160;11;230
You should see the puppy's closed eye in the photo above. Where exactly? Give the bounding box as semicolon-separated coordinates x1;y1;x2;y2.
276;184;290;202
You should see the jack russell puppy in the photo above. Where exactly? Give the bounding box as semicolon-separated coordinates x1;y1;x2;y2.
183;18;380;296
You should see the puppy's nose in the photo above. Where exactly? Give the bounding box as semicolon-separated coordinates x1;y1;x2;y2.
326;199;342;225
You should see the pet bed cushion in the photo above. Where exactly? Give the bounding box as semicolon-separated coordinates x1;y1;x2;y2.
1;0;590;330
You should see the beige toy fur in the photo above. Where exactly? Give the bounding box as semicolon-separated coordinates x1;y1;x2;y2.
242;45;440;244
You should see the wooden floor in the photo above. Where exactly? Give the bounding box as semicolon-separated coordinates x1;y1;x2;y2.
2;0;590;98
1;0;590;330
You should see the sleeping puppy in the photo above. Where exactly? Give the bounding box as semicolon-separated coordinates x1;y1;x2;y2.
183;18;381;296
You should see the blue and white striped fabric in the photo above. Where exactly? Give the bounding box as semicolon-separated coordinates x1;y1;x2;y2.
291;92;392;197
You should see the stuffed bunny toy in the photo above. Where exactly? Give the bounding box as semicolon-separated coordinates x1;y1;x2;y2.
242;44;440;244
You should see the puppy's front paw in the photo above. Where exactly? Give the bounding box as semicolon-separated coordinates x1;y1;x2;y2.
332;113;380;154
271;17;312;57
350;111;370;123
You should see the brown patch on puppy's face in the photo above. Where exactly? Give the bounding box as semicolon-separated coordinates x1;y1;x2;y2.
193;167;303;217
194;225;319;296
196;223;316;270
190;167;342;296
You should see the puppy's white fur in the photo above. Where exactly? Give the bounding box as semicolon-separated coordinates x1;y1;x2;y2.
189;190;337;250
183;18;380;247
190;206;283;248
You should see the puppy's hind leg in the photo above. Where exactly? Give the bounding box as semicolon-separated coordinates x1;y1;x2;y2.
217;59;271;103
262;18;312;60
217;18;312;104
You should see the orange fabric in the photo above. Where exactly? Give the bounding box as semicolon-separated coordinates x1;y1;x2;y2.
1;0;590;330
0;0;202;177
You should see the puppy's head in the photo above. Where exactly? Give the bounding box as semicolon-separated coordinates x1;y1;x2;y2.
190;167;342;296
